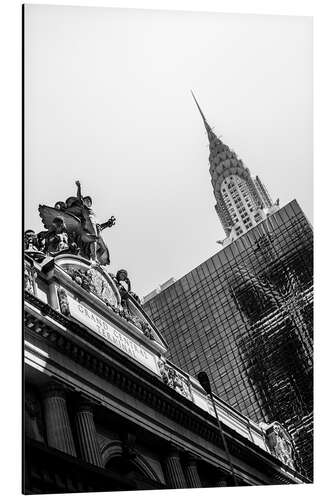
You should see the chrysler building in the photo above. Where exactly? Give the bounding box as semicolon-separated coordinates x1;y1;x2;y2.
192;92;279;247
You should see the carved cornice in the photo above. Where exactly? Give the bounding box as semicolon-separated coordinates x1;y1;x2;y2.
24;294;308;485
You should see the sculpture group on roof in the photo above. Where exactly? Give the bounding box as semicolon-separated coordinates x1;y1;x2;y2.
24;181;156;339
25;180;116;265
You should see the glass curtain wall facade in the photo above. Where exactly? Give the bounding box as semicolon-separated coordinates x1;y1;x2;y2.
143;200;313;479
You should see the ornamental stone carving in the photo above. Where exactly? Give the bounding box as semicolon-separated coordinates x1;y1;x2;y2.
260;422;295;469
24;230;46;262
113;269;154;339
38;217;70;254
57;287;70;316
24;229;39;252
114;269;141;306
158;358;192;401
24;261;36;295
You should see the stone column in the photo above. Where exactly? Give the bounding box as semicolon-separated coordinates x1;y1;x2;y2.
183;453;202;488
42;382;76;456
163;444;187;489
74;396;103;467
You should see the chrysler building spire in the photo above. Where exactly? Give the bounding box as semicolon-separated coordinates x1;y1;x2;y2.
192;92;278;246
191;91;216;141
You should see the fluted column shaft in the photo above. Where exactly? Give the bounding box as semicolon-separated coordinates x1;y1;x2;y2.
183;456;202;488
74;398;103;467
42;383;76;456
164;447;187;489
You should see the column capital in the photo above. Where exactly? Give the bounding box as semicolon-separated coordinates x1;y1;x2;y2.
41;381;67;399
73;393;97;413
166;442;184;458
183;451;200;465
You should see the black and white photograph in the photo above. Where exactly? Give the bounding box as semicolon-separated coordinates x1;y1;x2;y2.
23;2;313;495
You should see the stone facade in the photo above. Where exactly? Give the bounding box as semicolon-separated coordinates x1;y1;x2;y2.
24;252;307;493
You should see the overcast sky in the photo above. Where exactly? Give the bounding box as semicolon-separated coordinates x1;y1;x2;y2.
24;5;312;298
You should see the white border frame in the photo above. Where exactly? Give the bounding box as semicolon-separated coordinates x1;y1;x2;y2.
1;1;330;499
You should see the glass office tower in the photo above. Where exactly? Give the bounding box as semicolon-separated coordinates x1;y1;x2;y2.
144;200;313;478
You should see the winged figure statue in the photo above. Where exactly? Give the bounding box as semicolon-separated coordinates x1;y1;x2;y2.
38;181;116;266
